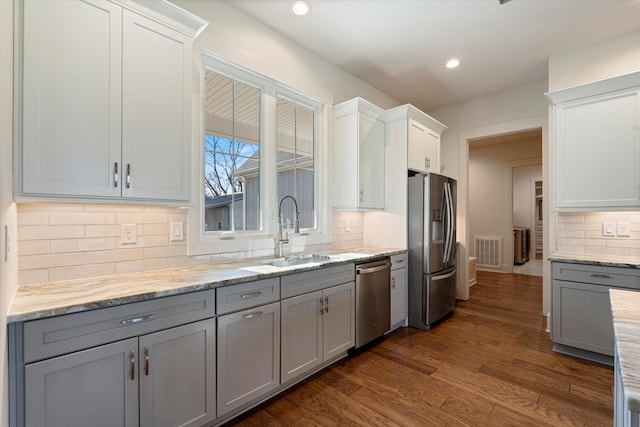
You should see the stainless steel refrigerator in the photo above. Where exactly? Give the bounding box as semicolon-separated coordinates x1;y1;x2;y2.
408;172;457;330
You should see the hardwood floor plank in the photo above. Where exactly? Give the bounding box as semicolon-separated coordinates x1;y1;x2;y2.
224;271;614;426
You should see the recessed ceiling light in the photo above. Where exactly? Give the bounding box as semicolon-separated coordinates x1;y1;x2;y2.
446;58;461;69
292;0;311;16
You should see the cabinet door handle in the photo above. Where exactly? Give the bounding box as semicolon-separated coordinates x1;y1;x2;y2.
114;162;119;188
324;296;329;314
392;277;396;289
359;190;364;203
319;297;324;315
242;311;264;319
241;291;262;299
129;350;135;381
120;314;155;325
126;164;131;189
144;348;149;376
588;273;612;279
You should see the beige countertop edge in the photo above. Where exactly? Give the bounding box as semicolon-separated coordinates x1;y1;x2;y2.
548;253;640;269
8;247;406;324
610;289;640;413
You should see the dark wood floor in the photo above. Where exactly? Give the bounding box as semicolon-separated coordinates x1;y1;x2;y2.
225;271;614;426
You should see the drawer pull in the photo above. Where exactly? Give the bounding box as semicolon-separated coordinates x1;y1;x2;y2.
587;273;612;279
144;348;149;376
241;291;262;299
243;311;264;319
129;350;135;381
121;314;155;325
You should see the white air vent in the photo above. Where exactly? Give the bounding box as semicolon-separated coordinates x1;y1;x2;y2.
474;236;503;268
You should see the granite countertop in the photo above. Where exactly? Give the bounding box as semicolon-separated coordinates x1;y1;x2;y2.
549;253;640;269
610;289;640;413
8;246;405;323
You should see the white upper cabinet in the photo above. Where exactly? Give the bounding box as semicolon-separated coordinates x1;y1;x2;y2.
385;104;447;174
548;72;640;210
17;0;207;204
333;98;385;210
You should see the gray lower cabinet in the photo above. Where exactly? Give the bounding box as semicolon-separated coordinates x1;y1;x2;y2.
389;253;408;331
138;320;216;427
12;290;216;427
25;338;139;427
216;301;281;417
281;281;355;384
23;319;216;427
551;262;640;363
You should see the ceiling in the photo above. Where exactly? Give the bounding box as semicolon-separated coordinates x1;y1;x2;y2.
226;0;640;112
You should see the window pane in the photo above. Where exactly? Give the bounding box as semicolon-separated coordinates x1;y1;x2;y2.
203;71;260;232
276;99;315;229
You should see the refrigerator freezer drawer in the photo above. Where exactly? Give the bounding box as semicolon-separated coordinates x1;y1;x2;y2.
425;268;456;327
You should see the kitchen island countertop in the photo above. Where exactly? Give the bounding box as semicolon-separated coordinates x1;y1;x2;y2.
8;246;405;323
610;289;640;414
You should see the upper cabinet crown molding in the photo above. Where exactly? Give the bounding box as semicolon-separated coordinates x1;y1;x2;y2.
384;104;447;135
546;71;640;104
112;0;209;38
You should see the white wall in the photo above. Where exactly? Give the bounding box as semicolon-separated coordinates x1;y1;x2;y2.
468;138;542;273
173;0;399;110
549;30;640;92
0;1;17;426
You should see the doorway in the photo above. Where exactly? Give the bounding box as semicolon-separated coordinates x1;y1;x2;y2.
468;129;542;275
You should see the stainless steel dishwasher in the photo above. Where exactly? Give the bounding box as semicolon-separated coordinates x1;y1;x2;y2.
355;258;391;348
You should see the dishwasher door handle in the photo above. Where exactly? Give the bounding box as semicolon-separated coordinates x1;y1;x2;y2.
356;262;391;274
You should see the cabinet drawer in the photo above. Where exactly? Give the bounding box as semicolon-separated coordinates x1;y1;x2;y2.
216;278;280;315
552;262;640;289
281;264;355;299
23;290;215;363
390;253;407;271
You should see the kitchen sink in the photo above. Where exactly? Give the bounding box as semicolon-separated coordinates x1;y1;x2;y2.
261;254;332;268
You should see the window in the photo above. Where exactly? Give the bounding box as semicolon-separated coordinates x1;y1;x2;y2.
276;98;315;230
203;71;260;232
190;52;329;255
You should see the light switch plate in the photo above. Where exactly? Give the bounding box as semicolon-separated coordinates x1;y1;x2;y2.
617;222;631;237
170;222;184;241
603;222;615;236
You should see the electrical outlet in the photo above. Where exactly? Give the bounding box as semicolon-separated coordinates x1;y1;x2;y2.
170;222;184;242
603;222;615;237
617;222;631;237
121;224;137;244
345;220;351;233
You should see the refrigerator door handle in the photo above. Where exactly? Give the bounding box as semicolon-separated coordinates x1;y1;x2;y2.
441;184;450;262
446;181;455;261
431;269;456;281
443;182;453;263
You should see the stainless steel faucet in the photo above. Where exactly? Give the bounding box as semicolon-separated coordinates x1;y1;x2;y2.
276;195;300;257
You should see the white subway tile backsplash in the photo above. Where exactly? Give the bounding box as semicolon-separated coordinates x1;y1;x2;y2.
18;225;85;240
19;269;49;286
556;211;640;257
49;211;116;225
115;258;169;275
49;264;117;283
85;248;144;264
16;204;365;286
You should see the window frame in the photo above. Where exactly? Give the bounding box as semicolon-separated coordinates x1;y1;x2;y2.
188;51;331;256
